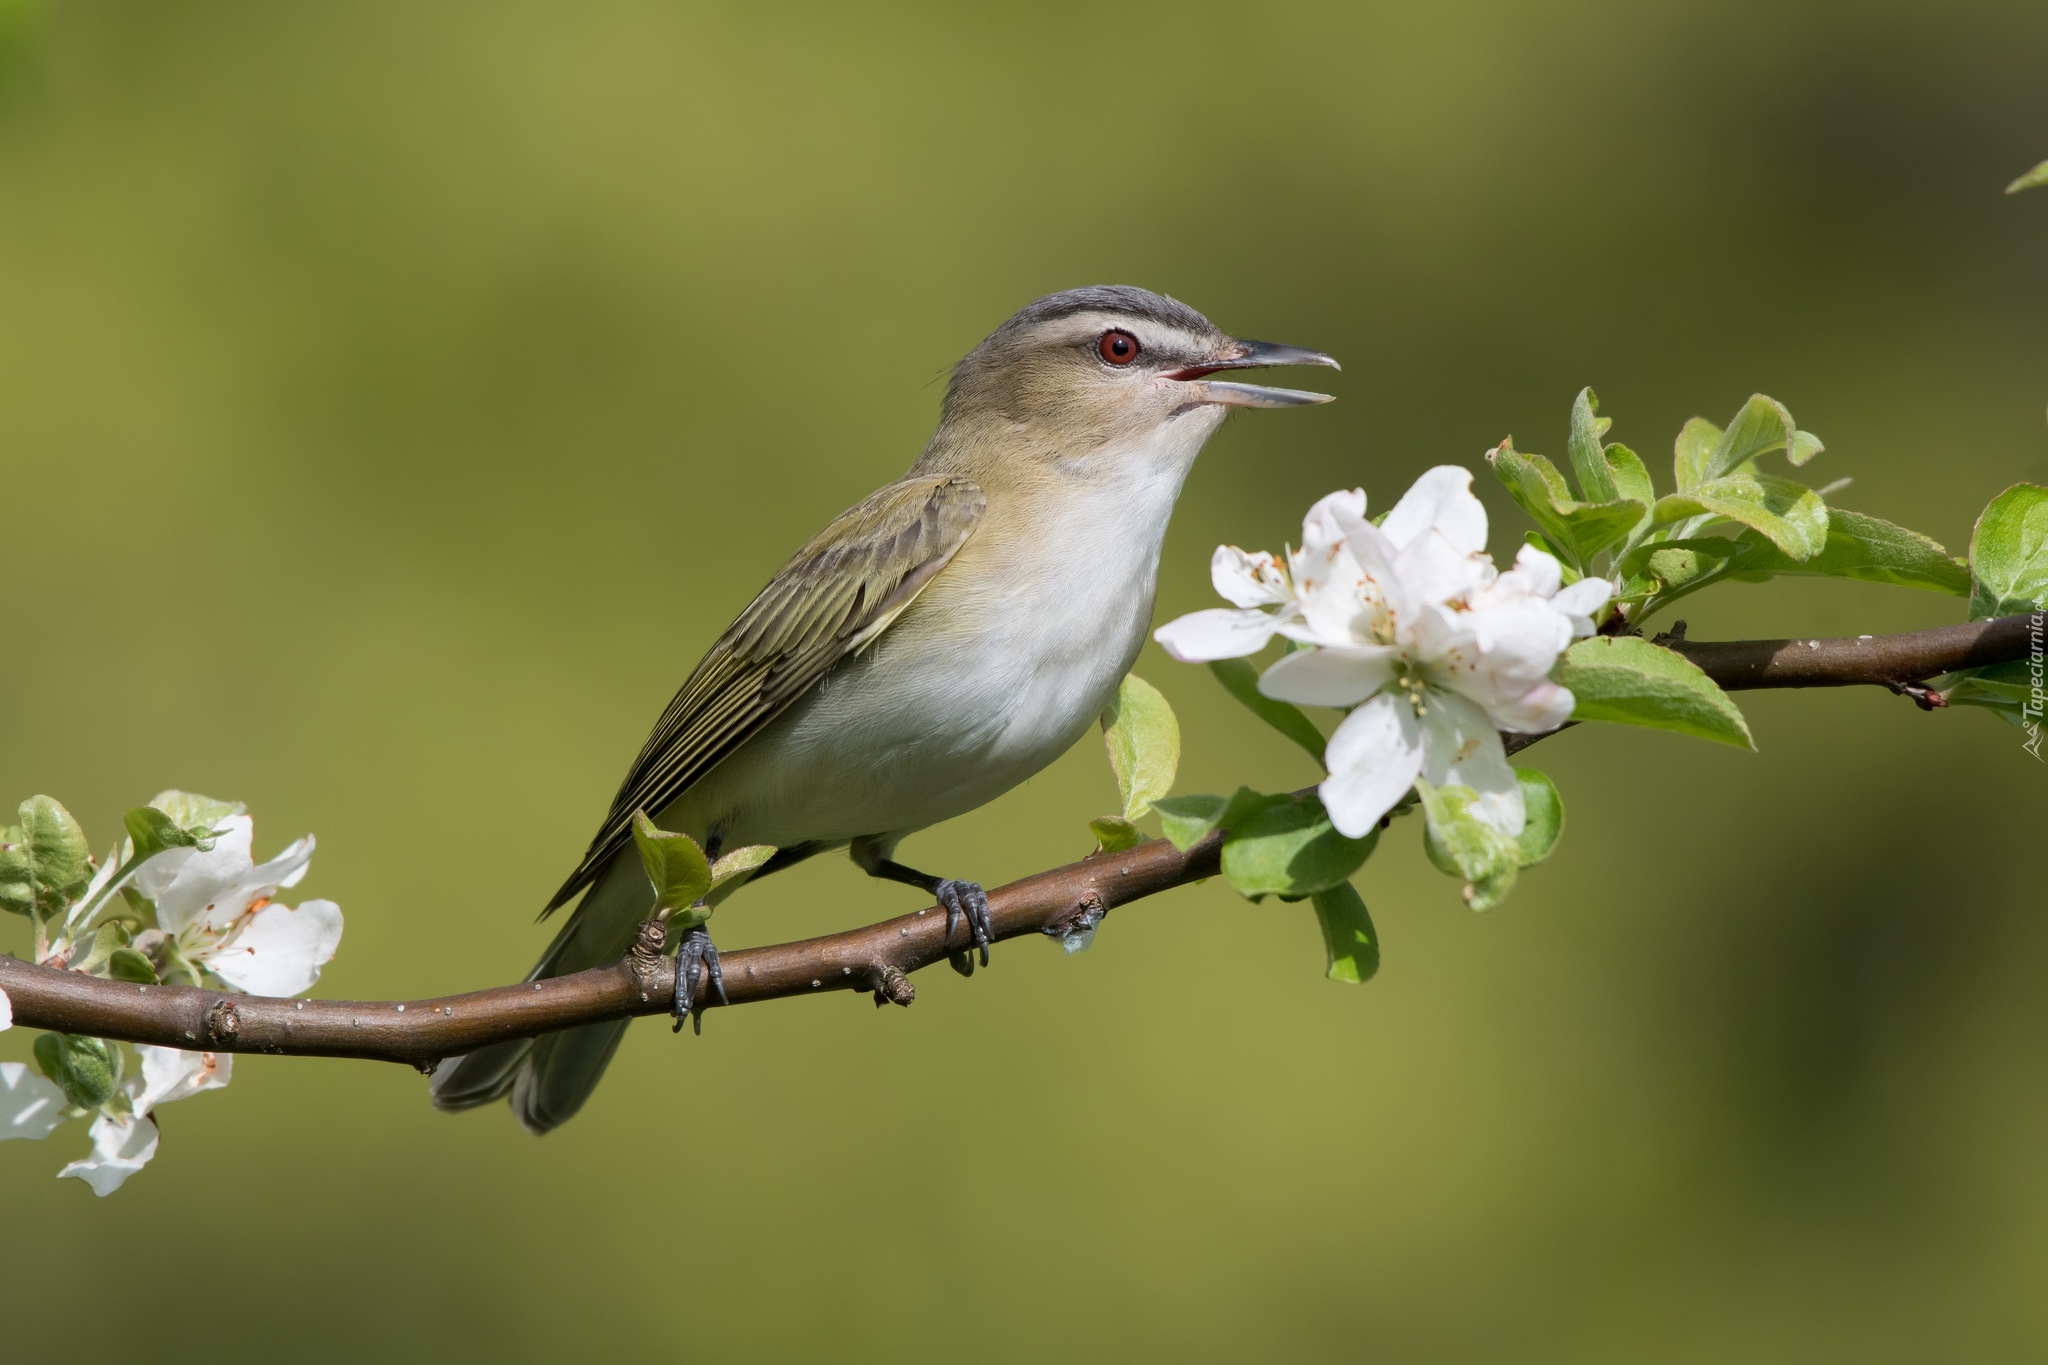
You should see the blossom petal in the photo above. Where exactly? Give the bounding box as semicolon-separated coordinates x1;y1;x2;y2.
132;1046;232;1116
1319;694;1426;837
1420;692;1524;837
135;815;256;936
58;1113;159;1196
1551;576;1614;633
1395;530;1490;608
203;899;344;997
1379;466;1488;555
1210;546;1291;608
0;984;9;1032
1154;608;1280;663
1480;678;1577;734
1257;645;1400;707
1509;543;1564;598
0;1062;68;1142
1330;504;1416;628
199;834;317;933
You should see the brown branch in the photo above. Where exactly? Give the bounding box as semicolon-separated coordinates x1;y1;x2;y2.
0;833;1221;1069
2;613;2036;1064
1662;613;2038;691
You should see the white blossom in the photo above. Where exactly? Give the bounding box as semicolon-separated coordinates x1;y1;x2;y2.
134;813;343;996
1156;466;1612;839
57;1112;159;1197
0;1062;68;1143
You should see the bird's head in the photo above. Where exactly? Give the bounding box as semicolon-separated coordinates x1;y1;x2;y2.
936;285;1338;463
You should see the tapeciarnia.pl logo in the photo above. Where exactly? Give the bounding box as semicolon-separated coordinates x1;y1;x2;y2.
2024;612;2045;761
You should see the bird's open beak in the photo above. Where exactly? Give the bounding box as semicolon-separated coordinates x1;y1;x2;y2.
1166;338;1340;408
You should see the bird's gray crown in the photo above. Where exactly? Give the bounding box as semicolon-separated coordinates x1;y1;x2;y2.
982;285;1217;348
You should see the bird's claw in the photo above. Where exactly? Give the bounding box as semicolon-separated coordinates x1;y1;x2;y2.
673;924;727;1035
934;878;991;976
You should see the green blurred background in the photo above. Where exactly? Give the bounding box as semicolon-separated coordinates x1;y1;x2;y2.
3;1;2046;1359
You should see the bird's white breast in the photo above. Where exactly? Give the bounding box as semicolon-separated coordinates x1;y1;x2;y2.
681;411;1225;849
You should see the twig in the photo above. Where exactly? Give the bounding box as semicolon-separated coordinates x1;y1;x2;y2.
2;614;2036;1063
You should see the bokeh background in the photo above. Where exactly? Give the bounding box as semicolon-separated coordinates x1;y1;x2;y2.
4;2;2046;1359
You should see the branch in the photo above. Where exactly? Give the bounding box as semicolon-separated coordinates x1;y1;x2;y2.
3;614;2035;1063
1662;613;2038;692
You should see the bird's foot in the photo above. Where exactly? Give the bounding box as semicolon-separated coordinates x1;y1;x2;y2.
935;878;991;977
672;924;727;1035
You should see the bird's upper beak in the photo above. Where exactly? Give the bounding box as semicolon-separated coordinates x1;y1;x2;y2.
1165;339;1340;408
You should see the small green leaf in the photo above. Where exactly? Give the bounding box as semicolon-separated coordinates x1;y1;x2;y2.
703;844;775;907
106;948;159;985
1310;881;1379;984
1153;787;1290;853
1415;781;1519;911
1100;673;1180;820
1219;795;1379;899
1653;471;1829;560
33;1033;120;1110
1704;394;1798;483
2007;159;2048;194
1089;817;1146;854
147;790;243;837
1968;483;2048;619
0;797;93;920
1728;509;1971;595
631;812;711;919
69;920;130;975
1207;658;1326;760
1487;440;1645;565
1673;417;1722;492
1568;388;1619;503
1603;442;1656;513
123;806;206;860
1513;768;1564;867
1553;636;1754;748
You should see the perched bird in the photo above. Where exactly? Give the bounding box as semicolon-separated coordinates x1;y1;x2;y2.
431;285;1337;1132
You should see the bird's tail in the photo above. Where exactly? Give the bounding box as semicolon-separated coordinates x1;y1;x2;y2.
429;852;652;1133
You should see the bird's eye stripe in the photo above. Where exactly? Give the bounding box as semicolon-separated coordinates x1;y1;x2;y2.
1097;329;1140;366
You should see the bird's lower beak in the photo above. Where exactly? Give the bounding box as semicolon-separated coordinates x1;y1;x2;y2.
1166;338;1340;408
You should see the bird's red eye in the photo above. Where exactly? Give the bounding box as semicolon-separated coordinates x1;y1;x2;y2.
1097;329;1140;366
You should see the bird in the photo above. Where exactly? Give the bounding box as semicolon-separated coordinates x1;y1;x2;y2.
430;285;1338;1132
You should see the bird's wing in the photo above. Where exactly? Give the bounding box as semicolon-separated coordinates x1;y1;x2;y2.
542;473;986;914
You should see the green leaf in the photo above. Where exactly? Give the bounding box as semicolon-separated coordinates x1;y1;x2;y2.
1415;781;1518;911
106;947;159;985
1968;483;2048;619
1727;509;1971;594
123;806;207;860
1568;388;1619;503
1553;636;1754;748
1513;768;1564;867
69;920;130;976
1219;794;1379;899
1207;658;1325;760
703;844;776;907
1310;881;1379;984
1153;787;1289;853
2008;159;2048;194
1704;394;1796;483
630;812;711;921
1672;417;1721;492
0;796;93;920
33;1033;120;1110
1604;442;1656;512
1653;471;1829;560
1089;817;1146;854
1487;440;1645;565
1100;673;1180;819
146;790;243;838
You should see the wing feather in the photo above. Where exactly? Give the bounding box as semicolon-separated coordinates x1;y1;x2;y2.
542;474;984;914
